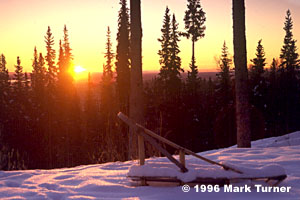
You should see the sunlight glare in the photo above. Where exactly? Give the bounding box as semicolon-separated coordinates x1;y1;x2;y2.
72;65;88;81
74;65;86;73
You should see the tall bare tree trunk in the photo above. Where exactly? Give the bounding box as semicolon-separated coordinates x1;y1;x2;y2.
233;0;251;147
129;0;144;159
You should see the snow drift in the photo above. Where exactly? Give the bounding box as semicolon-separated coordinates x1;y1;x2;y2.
0;131;300;199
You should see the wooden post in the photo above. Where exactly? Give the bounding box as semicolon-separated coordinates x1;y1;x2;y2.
179;149;185;167
138;134;145;165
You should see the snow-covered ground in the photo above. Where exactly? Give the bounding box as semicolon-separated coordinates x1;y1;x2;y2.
1;132;300;200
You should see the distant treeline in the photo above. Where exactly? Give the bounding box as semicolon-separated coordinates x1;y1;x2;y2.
0;0;299;170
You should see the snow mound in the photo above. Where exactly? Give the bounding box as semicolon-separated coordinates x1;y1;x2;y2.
252;131;300;147
0;132;300;199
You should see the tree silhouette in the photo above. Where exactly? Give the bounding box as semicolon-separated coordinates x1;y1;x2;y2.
249;39;267;114
182;0;206;79
233;0;251;147
0;54;10;140
45;26;57;86
116;0;130;116
250;39;266;81
280;10;299;73
158;7;183;97
216;41;233;106
100;26;114;125
278;10;300;133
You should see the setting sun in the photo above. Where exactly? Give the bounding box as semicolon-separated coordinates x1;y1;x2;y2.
74;66;86;73
72;65;88;80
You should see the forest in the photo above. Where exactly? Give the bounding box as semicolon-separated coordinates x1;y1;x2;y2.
0;0;299;170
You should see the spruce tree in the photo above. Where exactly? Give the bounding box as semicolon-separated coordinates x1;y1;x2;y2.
158;6;171;82
0;54;10;102
9;57;29;158
45;26;57;86
280;10;299;73
101;26;114;125
169;14;183;94
63;25;73;72
250;39;266;82
55;26;82;168
182;0;206;79
249;39;267;112
158;8;183;97
213;42;235;148
216;41;232;106
44;26;57;169
103;26;114;84
0;54;10;135
57;40;65;75
116;0;130;115
13;57;25;95
278;10;300;133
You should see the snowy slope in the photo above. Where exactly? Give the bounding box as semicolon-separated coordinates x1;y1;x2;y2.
1;132;300;200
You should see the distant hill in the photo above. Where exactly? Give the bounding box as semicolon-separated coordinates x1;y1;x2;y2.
8;71;217;82
87;71;217;83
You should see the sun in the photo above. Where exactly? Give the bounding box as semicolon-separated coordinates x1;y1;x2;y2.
72;65;88;81
74;65;86;73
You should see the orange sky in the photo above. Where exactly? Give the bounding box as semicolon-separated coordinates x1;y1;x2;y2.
0;0;300;74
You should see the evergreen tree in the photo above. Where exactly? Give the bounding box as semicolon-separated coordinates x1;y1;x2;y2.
63;25;73;72
44;26;57;86
278;10;300;133
216;41;233;106
158;7;171;82
100;26;126;162
8;57;29;158
214;41;235;148
0;54;10;136
265;58;281;136
55;26;82;168
57;40;65;75
100;26;115;129
44;26;58;169
31;48;47;96
249;39;267;114
250;39;266;82
116;0;130;115
13;57;25;95
182;0;206;80
280;10;299;73
169;14;183;94
103;27;114;84
158;8;183;97
0;54;10;104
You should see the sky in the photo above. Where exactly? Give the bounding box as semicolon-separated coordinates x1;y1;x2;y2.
0;0;300;74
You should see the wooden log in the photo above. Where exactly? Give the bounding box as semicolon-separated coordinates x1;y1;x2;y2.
117;112;243;174
138;134;145;165
137;127;188;173
179;149;185;167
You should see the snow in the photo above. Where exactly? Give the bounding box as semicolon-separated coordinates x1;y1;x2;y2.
1;131;300;199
